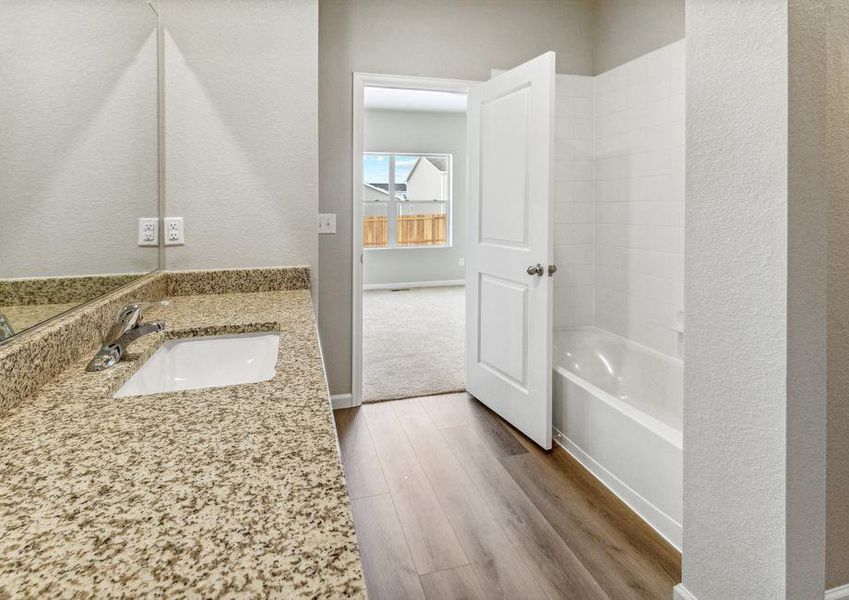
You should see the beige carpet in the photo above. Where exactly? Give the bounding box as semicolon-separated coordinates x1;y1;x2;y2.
363;286;465;403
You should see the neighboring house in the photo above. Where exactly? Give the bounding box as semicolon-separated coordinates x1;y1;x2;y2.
364;156;449;218
366;182;407;197
362;183;403;217
405;157;448;202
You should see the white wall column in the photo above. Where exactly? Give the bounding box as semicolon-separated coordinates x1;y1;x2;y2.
681;1;827;599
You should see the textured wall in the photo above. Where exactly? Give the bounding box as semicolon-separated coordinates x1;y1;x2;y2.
826;0;849;590
683;1;828;598
786;1;827;596
318;0;594;395
593;41;685;357
162;0;318;295
362;110;467;287
0;0;159;278
685;2;786;594
592;0;684;75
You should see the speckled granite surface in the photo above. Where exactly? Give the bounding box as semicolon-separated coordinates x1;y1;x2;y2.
166;266;310;297
0;267;312;417
0;273;169;416
0;273;144;305
0;302;81;333
0;290;365;598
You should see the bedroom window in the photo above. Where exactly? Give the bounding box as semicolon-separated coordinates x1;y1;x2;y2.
362;153;451;249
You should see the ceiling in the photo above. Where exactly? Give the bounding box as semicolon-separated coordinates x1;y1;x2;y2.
364;87;467;113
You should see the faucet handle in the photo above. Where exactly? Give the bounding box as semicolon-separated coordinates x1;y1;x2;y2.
105;300;170;345
129;299;170;320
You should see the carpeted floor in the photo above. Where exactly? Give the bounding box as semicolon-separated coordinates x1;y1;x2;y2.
363;286;465;403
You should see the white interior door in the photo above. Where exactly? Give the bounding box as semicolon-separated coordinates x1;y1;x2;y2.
465;52;555;449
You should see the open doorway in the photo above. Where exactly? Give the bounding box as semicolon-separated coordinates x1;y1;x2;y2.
352;75;476;404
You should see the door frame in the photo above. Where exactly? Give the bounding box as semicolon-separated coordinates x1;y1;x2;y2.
351;73;479;407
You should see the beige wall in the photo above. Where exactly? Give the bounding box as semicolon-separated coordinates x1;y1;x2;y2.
683;1;828;598
162;0;319;294
827;0;849;589
592;0;684;74
318;0;594;395
0;0;160;279
363;109;467;287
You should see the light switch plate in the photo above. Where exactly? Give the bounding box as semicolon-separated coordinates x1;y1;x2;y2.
138;217;159;246
318;213;336;234
164;217;184;246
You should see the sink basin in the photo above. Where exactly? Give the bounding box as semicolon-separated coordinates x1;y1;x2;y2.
114;331;279;398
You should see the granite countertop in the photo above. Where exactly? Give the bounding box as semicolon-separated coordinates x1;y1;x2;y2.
0;290;365;598
0;302;81;333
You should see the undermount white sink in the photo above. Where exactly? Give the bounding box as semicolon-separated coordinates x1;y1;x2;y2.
114;332;279;398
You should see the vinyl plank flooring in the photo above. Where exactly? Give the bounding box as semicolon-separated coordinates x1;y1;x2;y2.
415;392;478;428
442;425;610;600
350;493;426;600
338;393;682;600
363;401;468;575
393;399;547;600
419;565;486;600
501;451;680;599
334;407;389;499
418;393;528;458
468;396;681;594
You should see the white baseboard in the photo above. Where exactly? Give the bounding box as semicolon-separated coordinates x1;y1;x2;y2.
363;279;464;291
673;582;846;600
331;393;354;410
553;427;682;551
827;583;849;600
673;584;697;600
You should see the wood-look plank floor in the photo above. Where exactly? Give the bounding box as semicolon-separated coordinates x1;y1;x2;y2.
335;393;681;600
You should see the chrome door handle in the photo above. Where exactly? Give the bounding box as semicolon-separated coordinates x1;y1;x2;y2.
526;263;544;276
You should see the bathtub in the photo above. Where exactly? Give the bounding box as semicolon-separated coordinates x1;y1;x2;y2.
553;327;683;549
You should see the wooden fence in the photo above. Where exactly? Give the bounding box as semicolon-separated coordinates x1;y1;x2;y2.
363;214;447;248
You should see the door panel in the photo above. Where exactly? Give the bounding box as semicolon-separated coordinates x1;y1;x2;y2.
466;52;555;450
480;87;530;246
478;274;528;389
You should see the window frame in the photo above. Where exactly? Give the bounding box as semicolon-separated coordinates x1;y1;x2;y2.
362;151;453;251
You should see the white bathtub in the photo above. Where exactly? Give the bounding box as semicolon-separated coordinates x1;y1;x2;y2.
553;327;683;549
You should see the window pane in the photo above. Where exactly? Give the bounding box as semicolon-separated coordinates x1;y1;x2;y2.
397;201;447;247
403;154;448;201
363;154;390;248
363;202;388;248
394;154;416;200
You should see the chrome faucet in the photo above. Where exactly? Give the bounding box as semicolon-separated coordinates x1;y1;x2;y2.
87;301;168;372
0;313;14;342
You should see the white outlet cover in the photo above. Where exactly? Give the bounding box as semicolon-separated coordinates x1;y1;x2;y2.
318;213;336;234
138;217;159;246
164;217;184;246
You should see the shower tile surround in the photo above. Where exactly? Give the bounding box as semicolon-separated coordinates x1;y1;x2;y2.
554;40;685;357
0;266;364;596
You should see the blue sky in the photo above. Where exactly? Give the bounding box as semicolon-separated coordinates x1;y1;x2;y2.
363;154;417;184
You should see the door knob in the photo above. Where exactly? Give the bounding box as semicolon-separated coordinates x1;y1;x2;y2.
526;263;544;276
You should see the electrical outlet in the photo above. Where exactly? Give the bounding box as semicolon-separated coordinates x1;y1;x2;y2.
318;213;336;234
164;217;184;246
138;217;159;246
458;257;465;267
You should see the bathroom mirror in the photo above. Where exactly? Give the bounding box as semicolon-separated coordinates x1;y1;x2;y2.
0;0;161;342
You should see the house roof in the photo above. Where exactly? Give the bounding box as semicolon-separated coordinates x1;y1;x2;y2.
406;156;447;181
363;182;405;201
367;182;407;192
